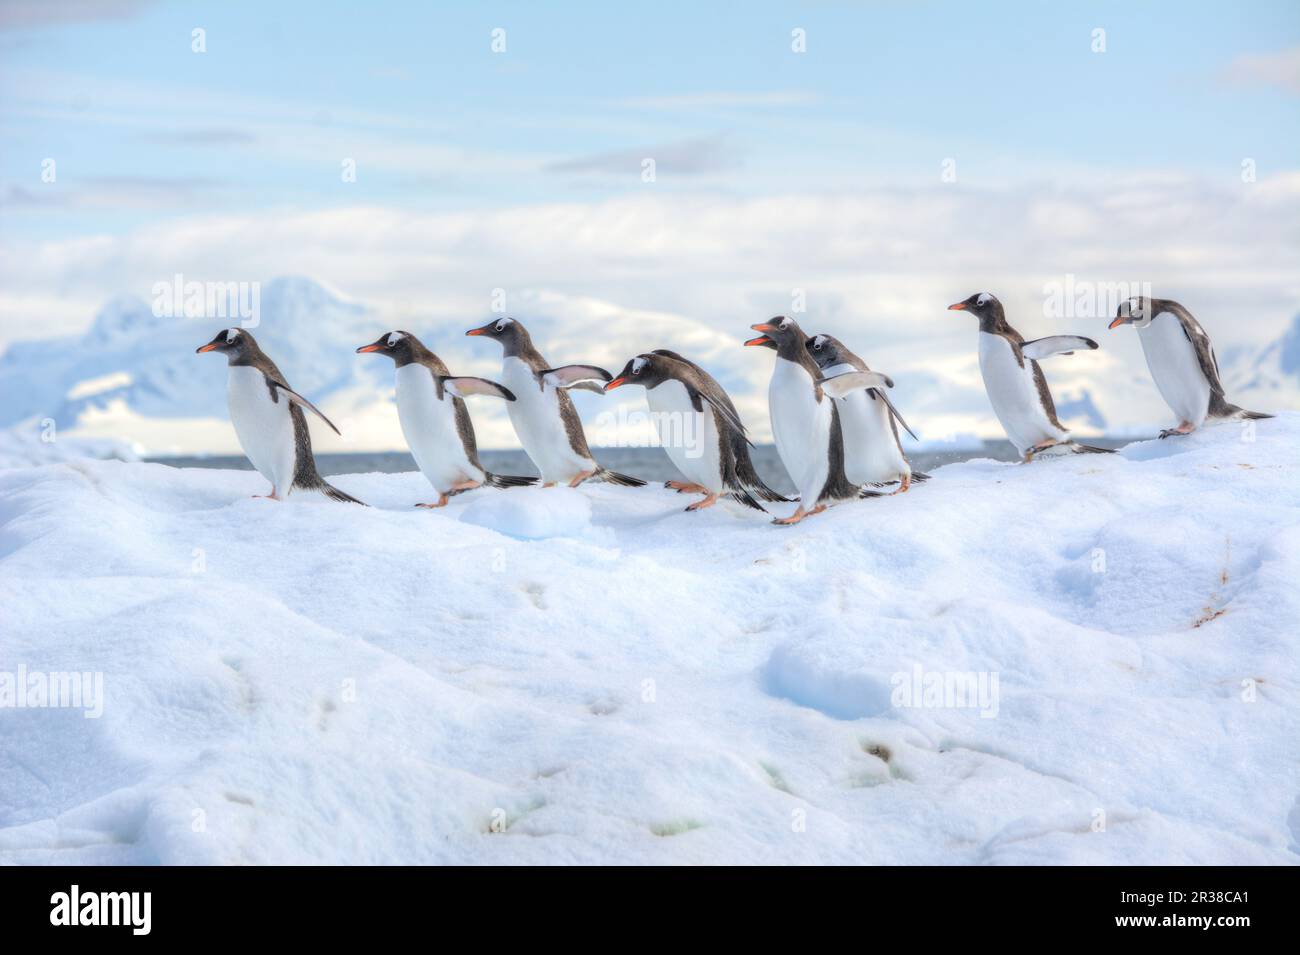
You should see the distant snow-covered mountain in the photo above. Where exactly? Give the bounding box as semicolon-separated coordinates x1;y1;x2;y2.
0;278;377;430
1223;313;1300;409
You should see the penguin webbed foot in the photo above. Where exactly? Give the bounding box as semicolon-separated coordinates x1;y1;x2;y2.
567;469;597;488
415;495;451;509
1159;423;1195;439
666;480;707;494
684;493;718;512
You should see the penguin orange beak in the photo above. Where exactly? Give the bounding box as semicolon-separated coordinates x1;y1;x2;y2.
604;377;627;391
1107;317;1125;330
356;344;383;353
947;302;967;311
196;342;220;353
465;328;485;336
750;323;776;333
744;336;771;347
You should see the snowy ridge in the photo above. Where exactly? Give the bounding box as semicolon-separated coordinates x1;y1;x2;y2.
1;416;1298;863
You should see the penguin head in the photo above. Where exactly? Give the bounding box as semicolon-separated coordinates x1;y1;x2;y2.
357;330;417;361
1108;296;1157;330
196;327;256;361
746;316;806;348
605;354;669;392
805;333;847;369
948;292;1003;322
465;317;525;350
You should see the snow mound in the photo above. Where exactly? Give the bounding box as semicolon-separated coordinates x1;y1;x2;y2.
460;486;604;541
0;415;1297;864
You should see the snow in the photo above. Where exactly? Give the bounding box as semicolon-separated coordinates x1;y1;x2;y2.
1;415;1297;864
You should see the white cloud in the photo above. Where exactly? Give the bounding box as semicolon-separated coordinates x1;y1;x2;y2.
1221;47;1300;95
3;174;1298;448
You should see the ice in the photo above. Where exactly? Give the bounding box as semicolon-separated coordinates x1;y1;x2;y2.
0;415;1297;864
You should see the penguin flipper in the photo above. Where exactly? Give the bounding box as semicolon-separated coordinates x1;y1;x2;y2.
819;370;893;398
540;365;613;390
441;376;516;401
271;382;342;436
1021;336;1099;360
695;389;755;449
872;388;918;441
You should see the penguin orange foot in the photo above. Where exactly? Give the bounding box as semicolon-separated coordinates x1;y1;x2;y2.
685;493;718;511
666;480;708;493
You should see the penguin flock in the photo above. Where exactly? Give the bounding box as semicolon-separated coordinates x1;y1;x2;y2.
196;294;1274;525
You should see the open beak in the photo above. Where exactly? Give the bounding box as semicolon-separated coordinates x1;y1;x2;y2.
750;323;776;333
947;302;967;311
196;342;220;353
356;344;383;353
604;377;627;391
744;336;771;347
1107;317;1125;330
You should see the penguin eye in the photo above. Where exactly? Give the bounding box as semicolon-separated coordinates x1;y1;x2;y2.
813;342;822;350
633;366;641;375
494;321;506;332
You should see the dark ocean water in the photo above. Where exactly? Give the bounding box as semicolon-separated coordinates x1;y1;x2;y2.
149;439;1128;495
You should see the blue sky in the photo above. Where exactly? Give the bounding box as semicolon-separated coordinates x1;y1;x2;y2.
1;1;1298;451
4;0;1298;240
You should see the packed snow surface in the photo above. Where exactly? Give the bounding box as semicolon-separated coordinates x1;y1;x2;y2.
1;416;1298;864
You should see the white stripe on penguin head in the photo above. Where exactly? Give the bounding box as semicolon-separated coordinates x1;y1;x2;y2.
225;328;240;344
386;331;406;347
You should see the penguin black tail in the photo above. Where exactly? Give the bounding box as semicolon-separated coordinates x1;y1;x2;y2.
1240;409;1274;421
1070;443;1116;455
591;468;646;488
728;488;767;513
484;472;538;489
321;481;368;505
858;487;888;499
911;470;932;483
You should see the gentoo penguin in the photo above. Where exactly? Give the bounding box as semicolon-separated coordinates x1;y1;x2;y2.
806;333;928;493
465;318;644;488
604;350;784;512
1108;297;1273;438
196;328;364;504
745;317;893;525
356;330;536;507
949;293;1113;461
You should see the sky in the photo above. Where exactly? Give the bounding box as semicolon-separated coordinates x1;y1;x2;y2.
1;0;1298;450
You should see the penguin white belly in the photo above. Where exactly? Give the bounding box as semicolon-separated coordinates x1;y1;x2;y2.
824;361;909;485
1137;314;1211;427
227;366;297;495
978;333;1065;453
500;357;593;483
646;380;723;493
769;358;832;503
395;364;483;493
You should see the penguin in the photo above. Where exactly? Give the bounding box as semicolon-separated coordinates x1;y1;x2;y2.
356;330;537;507
465;318;644;488
948;292;1113;461
1108;297;1273;438
806;333;929;493
745;317;893;525
196;327;365;504
604;350;784;512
